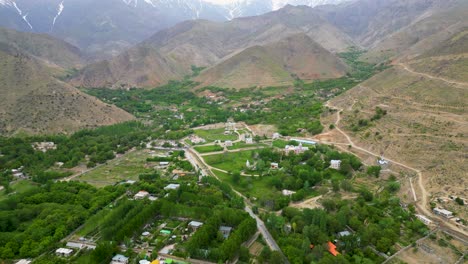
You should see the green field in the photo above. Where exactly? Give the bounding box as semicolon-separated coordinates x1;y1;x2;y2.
213;170;279;200
194;128;238;142
77;150;154;187
0;180;38;201
193;144;224;153
204;151;255;172
227;142;266;150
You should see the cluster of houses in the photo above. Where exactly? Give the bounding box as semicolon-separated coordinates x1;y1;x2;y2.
188;135;206;144
32;142;57;152
11;167;26;179
284;143;309;154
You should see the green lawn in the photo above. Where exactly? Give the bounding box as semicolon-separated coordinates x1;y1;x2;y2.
77;150;154;187
213;170;279;200
204;151;255;172
227;142;266;150
194;128;238;142
194;144;224;153
0;180;38;201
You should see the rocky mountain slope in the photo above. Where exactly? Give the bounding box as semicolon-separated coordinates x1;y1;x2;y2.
0;0;349;57
326;27;467;205
72;5;355;88
0;29;134;135
195;34;348;88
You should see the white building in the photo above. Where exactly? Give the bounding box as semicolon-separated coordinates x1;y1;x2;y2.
164;184;180;191
159;162;169;167
416;214;433;225
330;160;342;170
111;254;129;264
272;133;281;140
219;226;233;239
282;190;296;196
188;221;204;231
433;208;453;218
245;137;254;144
285;143;309;154
15;260;31;264
56;248;73;257
271;162;279;169
134;191;150;200
225;140;233;147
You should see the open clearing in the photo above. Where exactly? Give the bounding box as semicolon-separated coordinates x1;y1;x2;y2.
77;150;155;187
194;128;238;142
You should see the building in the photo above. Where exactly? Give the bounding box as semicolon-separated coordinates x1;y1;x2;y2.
285;143;309;154
282;189;296;196
111;254;129;264
134;191;150;200
416;214;433;225
327;241;340;257
139;260;151;264
219;226;232;239
56;248;73;257
159;162;169;167
225;140;233;147
32;142;57;152
245;137;254;144
15;260;31;264
189;135;206;144
164;184;180;191
188;221;203;231
330;160;342;170
433;208;453;218
272;133;281;140
66;241;96;250
338;230;351;237
271;162;279;169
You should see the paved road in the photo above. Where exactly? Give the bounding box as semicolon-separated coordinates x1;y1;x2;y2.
185;145;289;263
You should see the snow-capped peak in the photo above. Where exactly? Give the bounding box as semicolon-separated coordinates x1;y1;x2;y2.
0;0;14;6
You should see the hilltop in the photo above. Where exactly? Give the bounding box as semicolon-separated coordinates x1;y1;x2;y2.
195;34;348;88
71;5;355;89
325;28;467;208
0;32;134;135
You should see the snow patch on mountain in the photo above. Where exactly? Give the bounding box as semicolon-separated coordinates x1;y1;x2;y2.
51;1;64;30
11;1;33;29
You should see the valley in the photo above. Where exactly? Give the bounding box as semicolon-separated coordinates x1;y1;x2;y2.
0;0;467;263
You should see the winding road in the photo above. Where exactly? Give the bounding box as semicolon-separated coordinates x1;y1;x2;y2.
322;101;468;239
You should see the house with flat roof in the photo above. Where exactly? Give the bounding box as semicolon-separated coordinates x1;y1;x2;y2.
219;226;233;239
271;162;279;169
134;190;150;200
225;140;233;147
188;221;203;231
56;248;73;257
164;184;180;191
15;260;31;264
433;208;453;218
330;160;342;170
416;214;433;225
111;254;129;264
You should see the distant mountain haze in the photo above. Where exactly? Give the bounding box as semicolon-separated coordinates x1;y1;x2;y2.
0;0;350;57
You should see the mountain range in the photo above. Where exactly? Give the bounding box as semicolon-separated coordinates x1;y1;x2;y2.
0;0;350;57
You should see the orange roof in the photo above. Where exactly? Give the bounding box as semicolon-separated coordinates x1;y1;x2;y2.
310;244;314;249
328;241;339;256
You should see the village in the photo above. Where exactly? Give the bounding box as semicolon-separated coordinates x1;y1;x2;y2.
7;119;468;264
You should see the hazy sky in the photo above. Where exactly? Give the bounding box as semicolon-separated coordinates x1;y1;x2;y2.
203;0;244;4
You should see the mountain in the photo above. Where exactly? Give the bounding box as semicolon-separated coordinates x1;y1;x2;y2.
0;0;350;58
72;4;355;89
0;26;82;69
326;28;468;207
195;34;348;88
362;0;468;62
0;29;134;135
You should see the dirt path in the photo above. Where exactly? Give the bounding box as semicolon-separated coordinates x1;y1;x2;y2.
396;63;468;89
321;102;468;238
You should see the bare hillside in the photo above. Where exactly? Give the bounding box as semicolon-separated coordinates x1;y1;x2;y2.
0;44;134;135
195;34;348;88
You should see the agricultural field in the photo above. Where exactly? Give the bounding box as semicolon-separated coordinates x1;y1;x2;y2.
204;150;255;172
193;144;224;153
77;150;155;187
194;128;238;142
